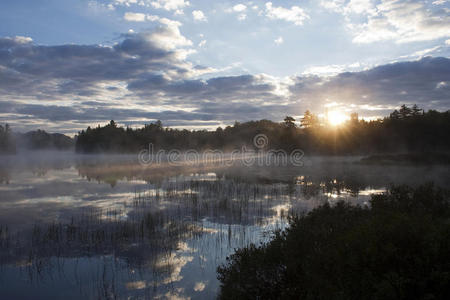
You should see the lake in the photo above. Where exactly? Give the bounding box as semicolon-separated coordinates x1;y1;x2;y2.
0;152;448;299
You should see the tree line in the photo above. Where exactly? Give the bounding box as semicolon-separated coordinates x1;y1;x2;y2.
0;127;74;153
75;105;450;154
0;124;15;154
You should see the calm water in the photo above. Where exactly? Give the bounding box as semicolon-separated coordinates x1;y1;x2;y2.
0;153;448;299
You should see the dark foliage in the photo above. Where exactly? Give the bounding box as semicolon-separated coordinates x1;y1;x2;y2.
16;129;74;150
217;184;450;300
1;126;74;153
0;124;16;154
75;106;450;154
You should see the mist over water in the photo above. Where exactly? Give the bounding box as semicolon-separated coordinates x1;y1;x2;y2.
0;152;449;299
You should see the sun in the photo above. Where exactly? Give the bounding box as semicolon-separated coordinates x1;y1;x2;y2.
328;110;347;126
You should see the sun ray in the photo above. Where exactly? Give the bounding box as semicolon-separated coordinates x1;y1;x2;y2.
328;110;347;126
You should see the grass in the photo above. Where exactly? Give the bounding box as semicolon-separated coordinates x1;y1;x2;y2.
0;177;296;283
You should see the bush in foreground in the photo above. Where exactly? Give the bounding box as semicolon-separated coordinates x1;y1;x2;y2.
217;184;450;299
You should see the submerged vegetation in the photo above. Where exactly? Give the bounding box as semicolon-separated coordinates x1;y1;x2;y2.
217;184;450;300
0;176;296;298
0;154;449;298
75;106;450;154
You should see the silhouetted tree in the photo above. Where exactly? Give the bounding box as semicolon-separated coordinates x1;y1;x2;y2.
412;104;422;116
350;112;359;124
390;109;400;119
0;123;16;154
399;104;413;119
300;110;319;128
74;106;450;155
283;116;296;128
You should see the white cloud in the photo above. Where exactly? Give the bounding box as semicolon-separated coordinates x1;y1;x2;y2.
446;39;450;45
123;15;192;50
274;36;284;45
436;81;447;89
150;0;190;12
113;0;138;7
233;4;247;12
322;0;450;44
124;12;146;22
227;3;247;20
126;281;146;290
238;13;247;20
198;40;206;47
302;61;367;76
192;10;207;22
146;14;160;22
265;2;309;25
346;0;376;15
320;0;376;15
194;281;206;292
303;64;346;76
12;36;33;44
320;0;344;11
362;1;449;43
153;18;192;50
410;46;441;58
432;0;447;5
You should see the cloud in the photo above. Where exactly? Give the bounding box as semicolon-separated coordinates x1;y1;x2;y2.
265;2;309;25
198;40;206;47
227;3;247;20
322;0;450;43
150;0;190;14
290;57;450;114
148;18;192;50
302;64;347;76
407;46;442;58
237;13;247;20
124;12;146;22
274;36;283;45
194;282;206;292
0;30;449;133
112;0;139;7
0;22;194;100
192;10;207;22
126;74;283;107
0;31;287;131
233;4;247;12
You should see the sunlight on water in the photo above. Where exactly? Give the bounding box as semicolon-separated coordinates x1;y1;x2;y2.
0;154;449;299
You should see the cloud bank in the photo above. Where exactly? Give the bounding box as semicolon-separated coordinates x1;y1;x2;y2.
0;22;449;133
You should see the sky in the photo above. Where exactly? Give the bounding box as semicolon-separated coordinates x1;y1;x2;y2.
0;0;449;134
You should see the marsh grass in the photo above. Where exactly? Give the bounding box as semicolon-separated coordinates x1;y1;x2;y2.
0;176;304;297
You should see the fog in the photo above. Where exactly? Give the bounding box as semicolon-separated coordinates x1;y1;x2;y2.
0;152;449;298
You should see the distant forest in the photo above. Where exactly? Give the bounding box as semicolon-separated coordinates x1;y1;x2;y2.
75;105;450;154
1;105;449;155
0;128;73;153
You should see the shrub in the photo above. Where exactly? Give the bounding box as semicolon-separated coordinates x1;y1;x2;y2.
217;184;450;299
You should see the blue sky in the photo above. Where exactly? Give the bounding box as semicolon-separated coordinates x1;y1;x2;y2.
0;0;449;133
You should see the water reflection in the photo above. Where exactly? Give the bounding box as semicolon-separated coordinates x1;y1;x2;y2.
0;154;449;299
